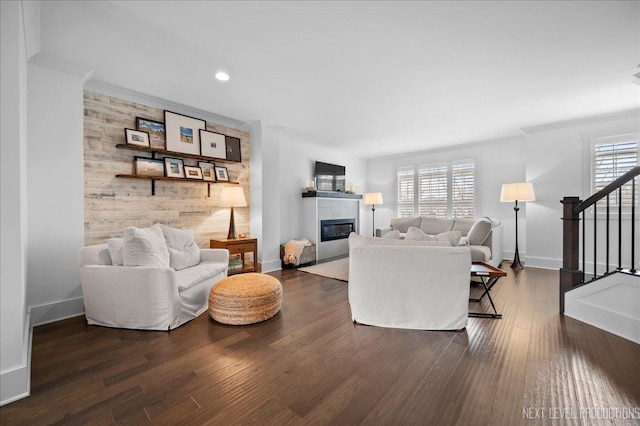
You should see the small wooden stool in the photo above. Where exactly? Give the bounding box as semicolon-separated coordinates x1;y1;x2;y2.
208;273;282;325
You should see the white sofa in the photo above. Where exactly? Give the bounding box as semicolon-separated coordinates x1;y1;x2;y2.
349;234;471;330
79;243;229;331
376;216;503;267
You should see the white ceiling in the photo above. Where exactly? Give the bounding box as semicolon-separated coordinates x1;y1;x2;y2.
40;1;639;158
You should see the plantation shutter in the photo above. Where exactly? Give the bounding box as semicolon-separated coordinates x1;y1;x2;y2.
418;164;448;217
397;166;415;217
451;161;475;218
593;136;638;207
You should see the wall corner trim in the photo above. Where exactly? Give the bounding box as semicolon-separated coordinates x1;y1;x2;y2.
0;312;32;407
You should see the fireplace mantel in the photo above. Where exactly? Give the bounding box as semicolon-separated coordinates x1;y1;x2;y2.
302;191;363;200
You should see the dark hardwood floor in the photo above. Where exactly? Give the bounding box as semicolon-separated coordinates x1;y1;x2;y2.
1;263;639;425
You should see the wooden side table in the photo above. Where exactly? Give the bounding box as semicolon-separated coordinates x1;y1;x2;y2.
468;261;507;319
210;237;258;275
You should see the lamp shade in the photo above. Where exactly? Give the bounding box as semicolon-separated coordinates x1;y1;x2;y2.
500;182;536;202
220;186;247;207
364;192;383;205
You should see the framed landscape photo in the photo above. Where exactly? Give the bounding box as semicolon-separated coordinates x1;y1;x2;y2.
136;117;166;150
199;129;227;159
164;110;205;155
124;128;150;147
184;166;204;180
214;166;230;182
164;157;185;178
198;161;215;181
225;136;242;162
134;156;165;177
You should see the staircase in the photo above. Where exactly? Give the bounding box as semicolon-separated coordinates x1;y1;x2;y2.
560;166;639;343
564;272;640;344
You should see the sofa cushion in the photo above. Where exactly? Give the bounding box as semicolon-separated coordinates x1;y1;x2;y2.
382;230;402;239
159;224;200;271
175;261;227;291
467;218;493;245
349;232;448;249
123;224;170;268
452;218;476;236
419;217;455;235
405;227;461;246
469;245;491;262
107;238;124;266
390;216;422;233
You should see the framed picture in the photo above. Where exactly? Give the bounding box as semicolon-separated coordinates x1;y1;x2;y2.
198;161;215;181
134;156;165;177
214;166;230;182
136;117;166;150
124;128;150;147
225;136;242;162
184;166;204;180
199;130;227;159
164;157;185;178
164;111;205;155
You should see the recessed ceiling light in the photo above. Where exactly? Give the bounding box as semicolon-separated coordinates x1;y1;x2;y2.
215;71;230;81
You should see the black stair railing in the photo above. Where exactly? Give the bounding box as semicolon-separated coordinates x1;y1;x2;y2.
560;166;639;314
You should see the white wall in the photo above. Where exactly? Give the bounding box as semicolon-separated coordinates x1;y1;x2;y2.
278;135;367;243
26;62;86;324
1;0;30;406
525;110;640;269
366;136;527;259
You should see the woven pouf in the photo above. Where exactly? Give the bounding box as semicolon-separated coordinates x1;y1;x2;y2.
208;273;283;325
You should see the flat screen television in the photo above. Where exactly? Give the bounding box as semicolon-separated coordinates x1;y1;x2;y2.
315;161;346;192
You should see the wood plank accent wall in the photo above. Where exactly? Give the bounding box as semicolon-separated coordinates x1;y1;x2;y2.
83;90;250;247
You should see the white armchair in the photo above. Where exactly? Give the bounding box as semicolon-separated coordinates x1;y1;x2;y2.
79;244;229;331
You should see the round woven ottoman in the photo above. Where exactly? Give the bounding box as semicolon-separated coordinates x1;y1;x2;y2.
208;273;282;325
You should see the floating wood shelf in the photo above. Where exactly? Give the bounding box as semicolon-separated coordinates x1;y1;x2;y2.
116;144;240;163
116;174;238;196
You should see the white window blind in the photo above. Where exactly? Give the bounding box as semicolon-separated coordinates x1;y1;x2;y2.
396;160;475;218
593;135;638;207
397;166;415;217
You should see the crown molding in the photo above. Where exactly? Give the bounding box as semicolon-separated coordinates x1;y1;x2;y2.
521;109;640;134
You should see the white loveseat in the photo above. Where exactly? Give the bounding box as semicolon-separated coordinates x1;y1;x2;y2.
376;216;503;267
348;234;471;330
79;225;229;331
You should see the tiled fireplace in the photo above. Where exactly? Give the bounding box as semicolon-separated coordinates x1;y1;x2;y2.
302;192;362;261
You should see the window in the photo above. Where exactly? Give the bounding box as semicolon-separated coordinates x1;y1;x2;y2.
592;134;638;208
396;160;475;218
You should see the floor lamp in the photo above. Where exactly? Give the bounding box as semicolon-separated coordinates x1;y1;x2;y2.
220;186;247;240
364;192;383;237
500;182;535;269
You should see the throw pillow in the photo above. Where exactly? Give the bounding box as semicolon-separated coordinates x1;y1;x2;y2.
107;237;124;266
382;230;401;239
458;236;470;246
123;224;170;268
467;218;493;245
436;230;462;247
389;216;422;233
405;226;435;241
159;224;200;271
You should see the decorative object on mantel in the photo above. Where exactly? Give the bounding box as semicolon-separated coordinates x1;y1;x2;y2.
500;182;535;269
164;157;185;178
135;117;165;149
124;128;150;147
221;186;247;239
164;110;206;156
200;129;227;158
364;192;384;237
134;156;164;177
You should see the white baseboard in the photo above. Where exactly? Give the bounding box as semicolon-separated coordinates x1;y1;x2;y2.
525;256;561;270
0;312;32;406
30;297;85;327
260;259;282;273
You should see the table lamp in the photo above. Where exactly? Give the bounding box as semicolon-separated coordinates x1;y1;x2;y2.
500;182;535;269
364;192;384;237
220;186;247;239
